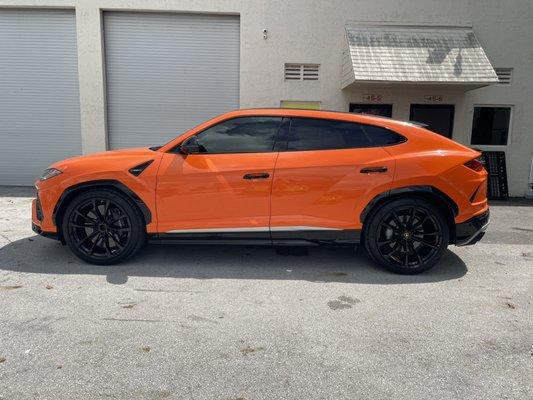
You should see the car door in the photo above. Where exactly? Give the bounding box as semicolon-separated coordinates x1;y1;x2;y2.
156;116;282;240
270;117;396;243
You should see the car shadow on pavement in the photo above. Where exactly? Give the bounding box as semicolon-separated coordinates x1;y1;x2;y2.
0;235;467;285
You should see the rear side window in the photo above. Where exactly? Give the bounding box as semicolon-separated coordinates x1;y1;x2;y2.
287;118;372;151
195;117;282;153
361;124;406;146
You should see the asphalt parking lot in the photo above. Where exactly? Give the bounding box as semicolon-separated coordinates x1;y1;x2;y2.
0;186;531;400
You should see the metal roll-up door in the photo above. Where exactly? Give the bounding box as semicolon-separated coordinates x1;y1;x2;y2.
103;12;240;149
0;9;82;185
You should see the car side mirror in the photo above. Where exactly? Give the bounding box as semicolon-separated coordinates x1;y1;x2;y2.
180;136;200;154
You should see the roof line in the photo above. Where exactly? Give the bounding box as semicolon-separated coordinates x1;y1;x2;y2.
345;21;473;29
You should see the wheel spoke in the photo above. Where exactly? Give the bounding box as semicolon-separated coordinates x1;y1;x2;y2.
103;200;111;219
93;200;104;221
112;227;131;233
88;234;101;255
381;222;400;233
74;210;97;223
109;232;124;249
71;223;96;229
412;236;438;248
412;214;429;229
378;237;397;245
408;241;423;265
104;235;112;256
77;231;99;246
383;239;401;257
391;211;405;230
109;215;127;226
408;207;416;228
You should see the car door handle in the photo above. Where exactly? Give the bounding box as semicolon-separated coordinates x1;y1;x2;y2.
360;166;388;174
243;172;270;180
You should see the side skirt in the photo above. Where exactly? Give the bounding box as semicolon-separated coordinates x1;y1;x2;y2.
149;229;361;246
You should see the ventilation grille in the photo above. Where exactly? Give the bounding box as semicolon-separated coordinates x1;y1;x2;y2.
480;151;508;200
284;64;319;81
495;68;512;85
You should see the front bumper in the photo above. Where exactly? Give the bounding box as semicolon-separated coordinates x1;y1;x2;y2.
455;210;490;246
32;222;59;240
31;198;59;241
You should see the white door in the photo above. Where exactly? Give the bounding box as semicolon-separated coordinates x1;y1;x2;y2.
0;9;82;185
103;12;240;149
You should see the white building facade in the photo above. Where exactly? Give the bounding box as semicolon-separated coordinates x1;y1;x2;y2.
0;0;531;197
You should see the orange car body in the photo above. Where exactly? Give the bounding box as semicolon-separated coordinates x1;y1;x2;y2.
32;108;488;245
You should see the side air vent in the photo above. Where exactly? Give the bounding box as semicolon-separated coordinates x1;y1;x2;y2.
495;68;512;85
129;160;154;177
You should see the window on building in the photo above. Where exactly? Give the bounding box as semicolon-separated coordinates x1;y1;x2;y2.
287;118;372;151
284;64;319;81
280;101;320;110
195;117;282;153
349;104;393;118
494;68;513;85
471;106;512;146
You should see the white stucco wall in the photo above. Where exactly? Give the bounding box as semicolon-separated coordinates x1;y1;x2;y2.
0;0;532;196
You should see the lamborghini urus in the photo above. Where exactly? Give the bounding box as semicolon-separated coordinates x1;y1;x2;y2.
32;109;489;274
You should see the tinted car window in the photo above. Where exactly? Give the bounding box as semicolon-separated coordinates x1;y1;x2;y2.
361;124;406;146
287;118;372;151
195;117;282;153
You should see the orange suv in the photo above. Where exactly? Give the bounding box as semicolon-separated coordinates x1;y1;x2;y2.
32;109;489;274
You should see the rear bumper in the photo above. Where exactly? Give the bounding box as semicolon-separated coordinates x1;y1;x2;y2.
455;210;490;246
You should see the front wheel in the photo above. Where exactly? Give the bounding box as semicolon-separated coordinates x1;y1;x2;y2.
364;198;449;274
62;189;146;265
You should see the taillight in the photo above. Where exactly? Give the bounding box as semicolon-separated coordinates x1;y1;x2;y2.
464;158;485;172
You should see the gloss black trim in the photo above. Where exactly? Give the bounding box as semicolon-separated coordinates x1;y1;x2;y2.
35;195;43;221
271;229;360;245
32;223;59;241
149;229;361;246
361;185;459;222
53;180;152;227
455;210;490;246
129;160;154;176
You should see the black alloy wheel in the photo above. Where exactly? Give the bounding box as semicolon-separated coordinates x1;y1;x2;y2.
62;189;145;264
364;198;449;274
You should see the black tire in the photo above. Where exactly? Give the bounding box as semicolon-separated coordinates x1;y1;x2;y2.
363;197;449;274
61;189;146;265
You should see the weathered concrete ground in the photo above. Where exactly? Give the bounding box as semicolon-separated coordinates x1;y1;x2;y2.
0;186;531;399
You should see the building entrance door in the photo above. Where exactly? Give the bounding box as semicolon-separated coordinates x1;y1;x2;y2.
409;104;455;138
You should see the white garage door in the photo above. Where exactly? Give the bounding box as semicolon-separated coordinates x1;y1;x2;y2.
0;9;82;185
103;12;240;149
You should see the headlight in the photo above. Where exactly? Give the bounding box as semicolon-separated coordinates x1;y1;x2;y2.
39;168;63;181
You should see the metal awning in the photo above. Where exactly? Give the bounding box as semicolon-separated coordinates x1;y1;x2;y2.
342;23;498;88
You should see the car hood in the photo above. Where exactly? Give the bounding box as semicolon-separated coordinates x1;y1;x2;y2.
51;147;160;174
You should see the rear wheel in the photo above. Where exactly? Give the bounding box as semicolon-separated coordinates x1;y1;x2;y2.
62;189;145;265
364;198;449;274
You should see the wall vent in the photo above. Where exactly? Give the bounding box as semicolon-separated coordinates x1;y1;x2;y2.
495;68;512;85
284;64;319;81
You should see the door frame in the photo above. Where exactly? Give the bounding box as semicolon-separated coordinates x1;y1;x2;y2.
409;104;455;138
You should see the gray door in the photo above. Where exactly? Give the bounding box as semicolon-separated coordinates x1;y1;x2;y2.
103;12;240;149
0;9;82;185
